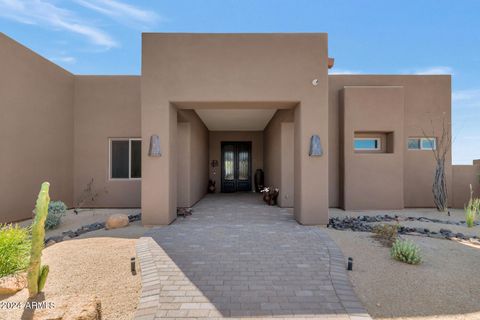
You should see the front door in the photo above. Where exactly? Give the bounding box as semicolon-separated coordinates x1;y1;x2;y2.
221;142;252;192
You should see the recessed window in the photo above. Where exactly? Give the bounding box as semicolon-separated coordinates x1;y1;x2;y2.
110;139;141;179
354;138;381;151
408;138;436;150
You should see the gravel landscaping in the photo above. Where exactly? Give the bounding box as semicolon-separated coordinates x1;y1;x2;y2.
327;208;480;320
1;209;148;320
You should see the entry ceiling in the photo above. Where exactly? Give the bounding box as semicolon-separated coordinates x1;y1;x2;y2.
195;109;277;131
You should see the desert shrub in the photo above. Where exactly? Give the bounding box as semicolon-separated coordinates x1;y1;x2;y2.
45;201;67;230
464;184;480;228
0;224;31;277
390;239;422;265
372;223;398;246
465;207;476;228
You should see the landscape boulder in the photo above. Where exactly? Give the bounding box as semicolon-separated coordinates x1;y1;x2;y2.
0;273;27;295
34;295;101;320
105;214;129;230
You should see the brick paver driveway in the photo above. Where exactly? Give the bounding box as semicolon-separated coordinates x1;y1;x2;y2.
135;193;371;320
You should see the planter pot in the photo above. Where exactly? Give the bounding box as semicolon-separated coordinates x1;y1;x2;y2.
254;169;264;193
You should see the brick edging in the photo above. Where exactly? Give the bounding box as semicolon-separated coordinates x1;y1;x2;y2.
134;237;161;320
312;228;373;320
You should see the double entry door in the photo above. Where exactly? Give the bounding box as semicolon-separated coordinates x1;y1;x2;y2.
221;142;252;192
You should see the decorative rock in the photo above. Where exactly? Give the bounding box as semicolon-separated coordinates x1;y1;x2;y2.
128;213;141;222
177;208;193;218
0;273;27;295
62;230;75;238
33;295;101;320
328;215;480;243
45;239;56;247
105;214;129;230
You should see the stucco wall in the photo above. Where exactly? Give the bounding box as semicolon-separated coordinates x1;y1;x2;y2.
177;110;209;207
452;162;480;208
341;86;405;210
176;122;190;207
263;109;294;207
0;33;74;222
209;131;263;192
329;75;452;209
73;76;141;208
142;33;330;225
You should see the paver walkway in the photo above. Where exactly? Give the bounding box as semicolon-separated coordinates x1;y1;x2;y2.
135;193;371;319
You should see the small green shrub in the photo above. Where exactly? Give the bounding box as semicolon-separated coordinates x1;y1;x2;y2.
0;224;31;277
465;207;476;228
45;200;67;230
390;239;422;265
372;223;399;247
464;184;480;228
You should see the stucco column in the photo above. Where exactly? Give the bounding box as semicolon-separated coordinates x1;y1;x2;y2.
294;102;329;225
141;102;177;225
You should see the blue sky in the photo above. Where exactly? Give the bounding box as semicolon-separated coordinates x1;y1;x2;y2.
1;0;479;164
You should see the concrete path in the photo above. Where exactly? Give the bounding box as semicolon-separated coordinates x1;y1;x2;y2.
135;193;371;319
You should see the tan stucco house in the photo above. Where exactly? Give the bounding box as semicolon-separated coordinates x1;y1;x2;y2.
1;32;479;225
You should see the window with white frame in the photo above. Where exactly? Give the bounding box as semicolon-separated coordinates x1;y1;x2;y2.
407;137;436;150
353;137;381;151
110;138;141;179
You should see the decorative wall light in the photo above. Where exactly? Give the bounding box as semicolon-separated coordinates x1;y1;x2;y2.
148;135;161;157
210;160;218;177
309;135;323;157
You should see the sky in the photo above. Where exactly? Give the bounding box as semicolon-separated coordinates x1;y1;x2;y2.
1;0;479;164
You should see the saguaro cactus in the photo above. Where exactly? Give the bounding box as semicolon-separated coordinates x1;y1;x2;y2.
27;182;50;298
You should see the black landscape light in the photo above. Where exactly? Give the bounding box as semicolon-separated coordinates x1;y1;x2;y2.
131;257;137;275
347;257;353;271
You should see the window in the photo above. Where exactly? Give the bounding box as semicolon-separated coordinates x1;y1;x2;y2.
407;138;421;150
421;138;436;150
407;138;436;150
110;139;141;179
354;138;381;151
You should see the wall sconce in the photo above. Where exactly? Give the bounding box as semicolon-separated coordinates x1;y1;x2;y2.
148;135;161;157
210;160;218;176
309;135;323;157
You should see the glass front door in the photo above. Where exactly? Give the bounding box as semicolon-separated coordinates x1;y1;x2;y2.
221;142;252;192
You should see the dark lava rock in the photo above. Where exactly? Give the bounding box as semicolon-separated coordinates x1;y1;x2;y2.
45;235;64;244
128;213;142;222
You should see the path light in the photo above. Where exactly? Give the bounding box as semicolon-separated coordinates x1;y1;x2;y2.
149;135;161;157
347;257;353;271
131;257;137;275
309;135;323;156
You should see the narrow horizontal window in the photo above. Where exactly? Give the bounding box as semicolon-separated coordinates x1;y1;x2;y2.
110;138;141;179
407;138;421;150
354;138;381;151
421;138;436;150
407;137;436;150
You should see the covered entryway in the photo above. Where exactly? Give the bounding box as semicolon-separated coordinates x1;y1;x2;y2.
141;33;330;226
136;193;371;319
175;105;296;209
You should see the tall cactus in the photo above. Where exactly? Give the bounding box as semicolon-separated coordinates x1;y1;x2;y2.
27;182;50;298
